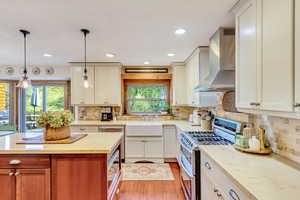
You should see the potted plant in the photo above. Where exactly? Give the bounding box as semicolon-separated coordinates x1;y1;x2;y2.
37;110;73;141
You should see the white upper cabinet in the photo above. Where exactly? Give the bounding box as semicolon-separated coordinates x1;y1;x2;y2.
236;0;260;109
94;65;121;105
172;65;187;105
295;0;300;111
184;47;209;106
261;0;294;112
71;66;95;105
235;0;295;114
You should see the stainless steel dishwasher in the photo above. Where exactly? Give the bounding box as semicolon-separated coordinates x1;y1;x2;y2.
98;126;125;162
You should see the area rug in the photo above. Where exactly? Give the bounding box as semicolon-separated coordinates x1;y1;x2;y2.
122;163;175;181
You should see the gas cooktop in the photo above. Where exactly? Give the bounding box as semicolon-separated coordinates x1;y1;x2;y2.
185;131;233;145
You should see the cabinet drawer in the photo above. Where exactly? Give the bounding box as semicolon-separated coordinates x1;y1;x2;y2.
71;126;99;132
0;155;50;169
201;152;253;200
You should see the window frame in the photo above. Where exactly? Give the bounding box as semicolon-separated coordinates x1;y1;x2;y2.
0;81;15;126
123;79;171;115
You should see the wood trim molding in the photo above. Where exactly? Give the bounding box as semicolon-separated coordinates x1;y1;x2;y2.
121;73;172;80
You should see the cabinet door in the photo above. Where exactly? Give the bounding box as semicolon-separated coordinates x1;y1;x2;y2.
163;127;177;158
125;138;145;158
201;173;219;200
0;169;15;200
15;169;50;200
295;0;300;111
235;0;260;109
144;137;163;158
261;0;294;112
71;66;95;105
94;66;121;105
172;66;187;105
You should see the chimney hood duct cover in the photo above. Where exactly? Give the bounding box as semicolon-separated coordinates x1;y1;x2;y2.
195;28;235;92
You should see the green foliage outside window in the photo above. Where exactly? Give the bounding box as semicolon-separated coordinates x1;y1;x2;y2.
128;85;169;114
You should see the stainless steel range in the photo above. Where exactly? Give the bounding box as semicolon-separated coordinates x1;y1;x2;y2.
179;117;242;200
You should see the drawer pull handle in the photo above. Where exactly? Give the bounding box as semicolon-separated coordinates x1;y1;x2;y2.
9;160;22;165
9;172;14;176
80;128;86;131
204;162;211;170
294;103;300;108
15;172;20;176
213;188;218;193
229;189;240;200
216;192;222;197
250;102;260;106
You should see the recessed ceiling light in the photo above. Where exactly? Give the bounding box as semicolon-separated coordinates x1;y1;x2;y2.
106;53;115;58
175;28;186;35
144;61;150;65
168;53;175;57
43;53;52;57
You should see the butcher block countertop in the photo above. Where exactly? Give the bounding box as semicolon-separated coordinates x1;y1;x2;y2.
0;132;123;154
199;145;300;200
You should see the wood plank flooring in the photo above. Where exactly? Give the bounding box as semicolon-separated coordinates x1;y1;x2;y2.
114;163;185;200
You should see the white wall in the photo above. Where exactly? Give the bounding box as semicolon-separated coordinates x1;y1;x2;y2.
0;65;71;80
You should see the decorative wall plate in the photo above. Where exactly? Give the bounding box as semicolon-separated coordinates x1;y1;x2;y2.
5;67;15;75
45;67;54;75
32;67;41;75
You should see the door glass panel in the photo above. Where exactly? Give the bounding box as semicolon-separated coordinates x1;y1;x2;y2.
46;86;65;111
0;82;12;127
25;86;43;131
24;85;65;131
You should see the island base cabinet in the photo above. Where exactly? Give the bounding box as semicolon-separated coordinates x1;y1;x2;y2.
0;169;15;200
0;168;50;200
16;169;50;200
51;155;108;200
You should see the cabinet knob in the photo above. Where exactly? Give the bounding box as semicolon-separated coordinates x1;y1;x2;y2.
9;172;14;176
15;172;20;176
9;160;21;165
294;103;300;108
204;162;212;170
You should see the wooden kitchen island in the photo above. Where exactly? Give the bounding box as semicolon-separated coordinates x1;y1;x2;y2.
0;132;123;200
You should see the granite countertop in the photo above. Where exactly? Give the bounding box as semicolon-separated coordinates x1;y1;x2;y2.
0;132;123;154
71;120;204;132
199;145;300;200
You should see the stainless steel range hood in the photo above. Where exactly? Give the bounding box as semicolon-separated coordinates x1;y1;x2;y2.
195;27;235;92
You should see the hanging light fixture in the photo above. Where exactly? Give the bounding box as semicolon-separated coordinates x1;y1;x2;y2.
81;29;90;88
17;29;31;88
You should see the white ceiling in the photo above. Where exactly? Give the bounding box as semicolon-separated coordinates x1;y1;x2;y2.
0;0;237;66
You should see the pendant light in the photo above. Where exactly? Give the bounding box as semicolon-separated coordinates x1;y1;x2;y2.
81;29;90;88
17;29;31;88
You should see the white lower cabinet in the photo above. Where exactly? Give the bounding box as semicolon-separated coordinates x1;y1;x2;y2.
201;152;253;200
144;138;164;158
163;126;177;158
126;138;145;158
125;137;163;162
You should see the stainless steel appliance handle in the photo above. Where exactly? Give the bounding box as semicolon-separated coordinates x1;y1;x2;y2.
229;189;240;200
180;138;194;154
108;149;119;170
179;154;193;178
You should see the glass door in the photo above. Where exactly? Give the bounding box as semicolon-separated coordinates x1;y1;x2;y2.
20;84;65;132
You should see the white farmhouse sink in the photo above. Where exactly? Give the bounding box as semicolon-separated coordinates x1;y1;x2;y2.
126;122;163;136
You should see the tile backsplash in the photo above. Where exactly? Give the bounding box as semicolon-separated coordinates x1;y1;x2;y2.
78;106;120;120
256;115;300;164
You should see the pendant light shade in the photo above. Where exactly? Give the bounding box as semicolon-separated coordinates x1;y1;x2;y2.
81;29;90;88
17;29;31;88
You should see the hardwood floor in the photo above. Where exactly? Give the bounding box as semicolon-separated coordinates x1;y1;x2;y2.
114;163;185;200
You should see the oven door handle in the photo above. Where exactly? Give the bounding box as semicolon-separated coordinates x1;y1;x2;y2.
179;154;194;178
180;138;194;154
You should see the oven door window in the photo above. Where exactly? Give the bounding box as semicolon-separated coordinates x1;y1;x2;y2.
180;145;192;165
